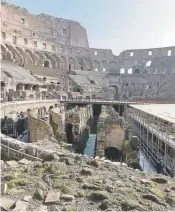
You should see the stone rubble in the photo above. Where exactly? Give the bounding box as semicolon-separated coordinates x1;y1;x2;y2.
1;155;175;211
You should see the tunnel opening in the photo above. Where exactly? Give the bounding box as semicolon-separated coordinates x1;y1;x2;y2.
93;104;101;120
82;104;102;156
105;147;123;161
65;123;74;144
113;104;124;116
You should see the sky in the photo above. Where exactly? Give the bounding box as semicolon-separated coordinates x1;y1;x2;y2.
7;0;175;55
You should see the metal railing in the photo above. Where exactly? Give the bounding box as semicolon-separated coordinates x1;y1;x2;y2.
60;98;151;104
1;143;42;161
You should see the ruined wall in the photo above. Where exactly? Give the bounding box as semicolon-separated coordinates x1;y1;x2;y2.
49;107;66;142
96;106;125;157
1;1;89;48
1;100;57;118
65;105;92;140
28;110;54;143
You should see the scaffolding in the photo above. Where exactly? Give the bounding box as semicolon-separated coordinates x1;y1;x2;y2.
126;105;175;177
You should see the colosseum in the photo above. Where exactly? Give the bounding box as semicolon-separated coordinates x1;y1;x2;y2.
1;1;175;210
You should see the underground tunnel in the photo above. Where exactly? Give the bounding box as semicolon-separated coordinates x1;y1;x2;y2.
105;147;123;161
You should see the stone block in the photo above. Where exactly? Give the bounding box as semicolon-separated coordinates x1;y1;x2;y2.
45;191;60;204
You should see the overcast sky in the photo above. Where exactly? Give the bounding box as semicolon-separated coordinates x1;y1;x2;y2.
8;0;175;55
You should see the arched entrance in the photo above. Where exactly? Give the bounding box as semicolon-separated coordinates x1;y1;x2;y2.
109;85;118;100
105;147;122;161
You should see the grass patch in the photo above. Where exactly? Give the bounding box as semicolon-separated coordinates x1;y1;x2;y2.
149;182;164;199
64;207;76;212
7;177;27;188
14;167;26;173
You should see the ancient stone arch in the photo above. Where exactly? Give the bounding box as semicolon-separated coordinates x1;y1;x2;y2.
109;61;118;73
52;54;62;69
43;60;51;68
109;85;119;99
44;53;57;69
77;58;87;70
68;57;78;70
1;44;13;61
5;44;24;64
93;60;102;72
120;68;125;74
33;85;39;91
60;56;68;70
16;83;24;91
101;60;108;72
134;68;141;74
25;49;35;64
84;58;93;70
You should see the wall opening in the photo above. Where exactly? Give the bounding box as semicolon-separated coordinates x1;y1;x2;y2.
73;87;81;92
24;38;28;45
33;41;37;47
52;45;55;51
33;85;39;91
148;51;152;56
146;60;152;67
2;32;6;40
65;123;74;144
21;18;25;24
109;85;118;100
16;83;23;91
44;61;50;68
13;36;17;44
94;51;98;56
63;29;67;35
43;43;46;49
168;50;171;56
95;68;98;72
103;68;106;72
24;84;31;90
90;80;95;84
135;69;140;74
105;147;122;161
120;68;125;74
128;68;132;74
130;52;134;57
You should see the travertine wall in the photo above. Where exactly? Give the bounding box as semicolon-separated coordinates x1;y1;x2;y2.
1;1;89;48
96;106;124;157
28;110;54;143
1;100;58;118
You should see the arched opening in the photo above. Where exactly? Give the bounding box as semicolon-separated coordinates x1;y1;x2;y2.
65;123;74;144
95;68;98;72
146;61;152;67
103;68;106;72
93;60;102;72
60;56;67;70
49;106;53;111
68;57;77;70
109;61;118;73
1;81;5;87
109;85;118;100
128;68;132;74
105;147;122;161
134;69;140;74
168;50;171;56
16;83;23;91
43;60;50;68
24;84;32;90
120;68;125;74
44;53;57;68
33;85;39;91
90;80;95;85
73;87;81;92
